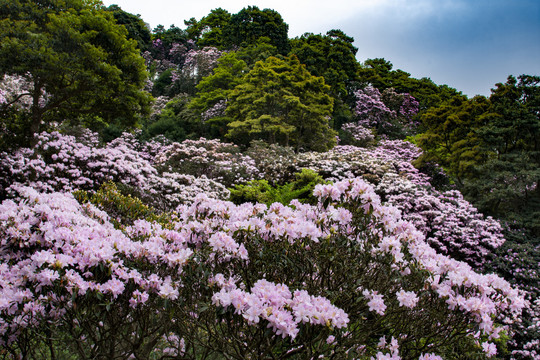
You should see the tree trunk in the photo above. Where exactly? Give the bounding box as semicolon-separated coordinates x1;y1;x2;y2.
29;80;43;146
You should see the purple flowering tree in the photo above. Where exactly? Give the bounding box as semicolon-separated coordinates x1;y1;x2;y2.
348;86;419;139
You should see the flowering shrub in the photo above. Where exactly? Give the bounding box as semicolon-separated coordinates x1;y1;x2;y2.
0;130;229;208
245;140;297;184
341;122;376;146
0;74;45;111
377;176;505;268
485;237;540;360
0;178;525;359
352;86;419;139
286;142;506;269
155;137;260;187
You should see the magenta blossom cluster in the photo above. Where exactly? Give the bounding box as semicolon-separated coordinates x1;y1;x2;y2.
352;86;420;138
0;187;192;350
354;86;395;128
377;175;505;268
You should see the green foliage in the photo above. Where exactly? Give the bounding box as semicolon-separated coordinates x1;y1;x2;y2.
187;52;248;137
223;6;290;54
0;104;33;150
152;24;187;50
0;0;152;140
151;68;174;97
226;55;336;151
184;8;231;49
73;182;170;228
236;36;280;67
462;75;540;235
290;30;360;130
359;58;462;111
144;95;203;142
105;4;152;51
291;31;359;96
416;95;490;183
229;168;327;206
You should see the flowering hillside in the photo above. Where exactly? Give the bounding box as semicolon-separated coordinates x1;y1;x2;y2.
1;3;538;359
0;129;535;359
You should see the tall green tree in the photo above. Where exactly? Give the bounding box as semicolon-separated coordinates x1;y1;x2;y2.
226;55;336;151
105;4;151;51
184;8;231;49
290;30;360;129
464;75;540;234
188;52;248;137
223;6;290;54
0;0;152;139
416;95;489;183
290;30;359;101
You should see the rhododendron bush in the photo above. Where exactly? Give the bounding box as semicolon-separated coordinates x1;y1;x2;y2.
0;178;525;359
290;141;505;268
0;130;230;209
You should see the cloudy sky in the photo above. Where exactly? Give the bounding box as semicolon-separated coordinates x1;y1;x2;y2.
101;0;540;97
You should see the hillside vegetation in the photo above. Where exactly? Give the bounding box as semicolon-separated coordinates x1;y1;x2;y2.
0;1;538;359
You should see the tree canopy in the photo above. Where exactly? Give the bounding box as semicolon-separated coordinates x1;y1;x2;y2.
223;6;290;54
464;75;540;235
184;8;231;49
0;0;152;140
105;4;152;51
226;55;336;151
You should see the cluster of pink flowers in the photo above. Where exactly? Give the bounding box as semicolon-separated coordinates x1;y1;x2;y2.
0;130;231;208
291;141;505;268
181;47;224;80
354;86;395;128
0;187;191;344
212;279;349;339
342;122;375;145
201;99;227;122
155;137;260;186
0;74;36;110
0;174;526;357
352;86;419;138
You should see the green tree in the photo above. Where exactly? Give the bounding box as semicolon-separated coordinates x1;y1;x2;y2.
0;0;152;140
226;55;336;151
229;168;327;205
236;37;279;68
416;95;490;184
144;95;202;142
105;4;152;51
359;58;461;111
290;30;359;101
188;52;248;137
223;6;290;54
184;8;231;49
290;30;360;129
464;75;540;234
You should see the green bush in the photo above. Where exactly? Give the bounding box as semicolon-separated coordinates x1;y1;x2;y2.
229;168;327;205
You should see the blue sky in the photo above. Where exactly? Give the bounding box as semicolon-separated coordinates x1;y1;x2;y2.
101;0;540;97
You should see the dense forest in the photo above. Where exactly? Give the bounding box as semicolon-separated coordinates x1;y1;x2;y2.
0;1;538;359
